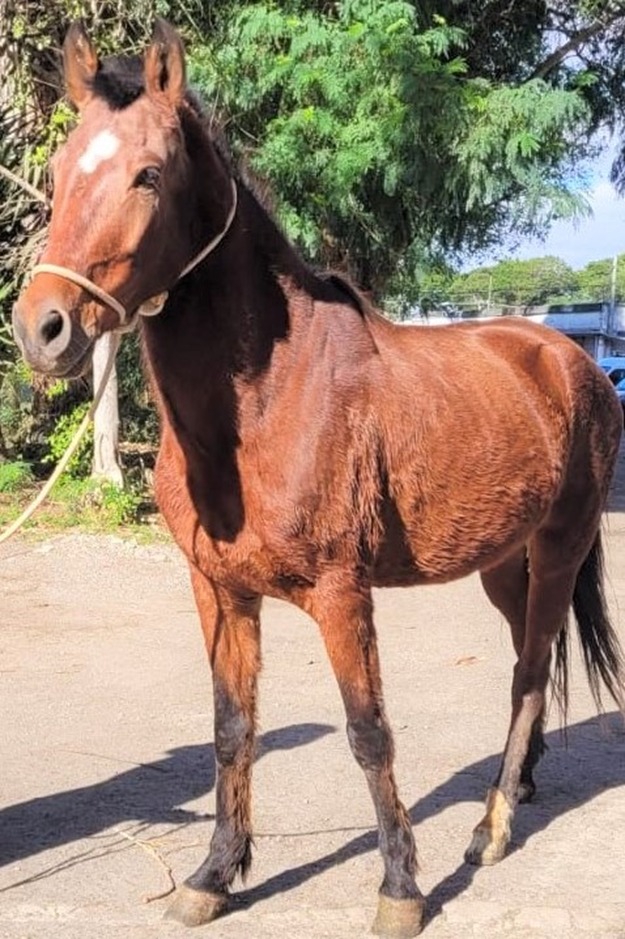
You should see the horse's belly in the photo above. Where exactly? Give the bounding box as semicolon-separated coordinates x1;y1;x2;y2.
372;528;528;586
372;476;554;586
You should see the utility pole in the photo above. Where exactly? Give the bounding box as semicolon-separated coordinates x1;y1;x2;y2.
91;334;124;486
610;254;618;353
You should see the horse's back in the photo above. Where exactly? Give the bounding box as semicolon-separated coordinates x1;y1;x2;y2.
369;313;619;442
366;314;622;585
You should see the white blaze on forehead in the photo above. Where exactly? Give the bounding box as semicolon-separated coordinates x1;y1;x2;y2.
78;130;120;174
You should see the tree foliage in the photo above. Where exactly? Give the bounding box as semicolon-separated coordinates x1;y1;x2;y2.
2;0;625;470
449;257;579;309
189;1;606;292
576;254;625;301
3;0;625;304
442;253;625;310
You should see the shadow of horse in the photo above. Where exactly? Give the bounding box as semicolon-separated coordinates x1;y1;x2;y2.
0;723;334;872
1;714;623;922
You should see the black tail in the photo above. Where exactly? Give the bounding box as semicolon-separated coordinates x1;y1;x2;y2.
554;533;625;715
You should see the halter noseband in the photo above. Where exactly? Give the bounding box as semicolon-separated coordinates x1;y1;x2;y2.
30;178;238;331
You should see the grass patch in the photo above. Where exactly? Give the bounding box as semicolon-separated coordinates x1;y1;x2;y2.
0;460;34;493
0;475;169;541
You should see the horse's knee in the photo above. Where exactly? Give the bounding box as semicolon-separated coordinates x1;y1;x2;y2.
214;688;253;766
347;716;393;771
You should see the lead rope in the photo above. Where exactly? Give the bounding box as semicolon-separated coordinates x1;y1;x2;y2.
0;179;238;544
0;332;120;545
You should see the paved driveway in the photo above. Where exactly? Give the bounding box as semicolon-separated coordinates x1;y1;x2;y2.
1;445;625;939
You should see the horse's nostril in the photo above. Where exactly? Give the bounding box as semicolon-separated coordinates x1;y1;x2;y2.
39;310;66;345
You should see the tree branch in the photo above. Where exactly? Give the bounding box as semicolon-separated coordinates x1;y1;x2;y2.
529;11;625;80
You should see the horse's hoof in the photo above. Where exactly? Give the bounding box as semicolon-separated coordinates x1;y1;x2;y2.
465;787;511;866
464;826;508;866
372;894;426;938
164;884;228;926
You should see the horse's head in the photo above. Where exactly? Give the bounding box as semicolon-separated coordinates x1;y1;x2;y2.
13;20;222;377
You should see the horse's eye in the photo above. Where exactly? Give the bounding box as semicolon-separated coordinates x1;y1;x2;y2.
133;166;161;190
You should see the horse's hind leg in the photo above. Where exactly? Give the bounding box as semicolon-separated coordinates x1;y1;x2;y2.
167;569;261;926
466;530;590;867
479;550;546;804
310;576;425;938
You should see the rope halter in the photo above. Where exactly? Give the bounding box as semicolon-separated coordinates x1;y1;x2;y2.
30;178;238;331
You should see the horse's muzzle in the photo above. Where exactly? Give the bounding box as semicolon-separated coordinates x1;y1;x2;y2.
12;298;91;377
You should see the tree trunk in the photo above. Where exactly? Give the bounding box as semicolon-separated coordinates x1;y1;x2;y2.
91;334;124;486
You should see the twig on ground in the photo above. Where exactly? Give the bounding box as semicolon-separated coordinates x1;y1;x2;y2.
114;827;177;903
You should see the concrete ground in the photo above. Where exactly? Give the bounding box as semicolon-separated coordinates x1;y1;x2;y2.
1;445;625;939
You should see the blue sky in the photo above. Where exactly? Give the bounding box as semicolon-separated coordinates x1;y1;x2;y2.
511;177;625;270
479;146;625;271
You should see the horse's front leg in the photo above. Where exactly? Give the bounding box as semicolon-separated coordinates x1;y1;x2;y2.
310;576;425;938
167;568;261;926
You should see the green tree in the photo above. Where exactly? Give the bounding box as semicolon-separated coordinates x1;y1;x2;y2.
187;0;625;297
4;1;625;470
450;257;578;309
189;2;597;294
576;254;625;301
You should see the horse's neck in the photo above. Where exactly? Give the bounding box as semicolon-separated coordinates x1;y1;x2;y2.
142;190;313;449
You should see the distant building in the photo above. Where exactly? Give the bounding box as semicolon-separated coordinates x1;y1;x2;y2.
526;301;625;359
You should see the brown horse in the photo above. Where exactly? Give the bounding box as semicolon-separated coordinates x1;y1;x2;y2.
12;20;625;938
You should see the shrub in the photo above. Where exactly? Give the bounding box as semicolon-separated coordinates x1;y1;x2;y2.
0;459;34;492
44;402;93;477
45;477;143;530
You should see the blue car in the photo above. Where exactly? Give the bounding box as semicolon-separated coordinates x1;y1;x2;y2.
614;377;625;420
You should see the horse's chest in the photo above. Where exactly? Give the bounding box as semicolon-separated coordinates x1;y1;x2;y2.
154;455;304;595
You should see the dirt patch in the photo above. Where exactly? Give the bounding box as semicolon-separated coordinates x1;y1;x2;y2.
1;446;625;938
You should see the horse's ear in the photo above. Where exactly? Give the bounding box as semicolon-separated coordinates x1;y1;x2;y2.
144;19;186;106
63;22;98;111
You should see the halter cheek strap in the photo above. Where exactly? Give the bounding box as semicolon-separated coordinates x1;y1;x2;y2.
30;178;238;331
